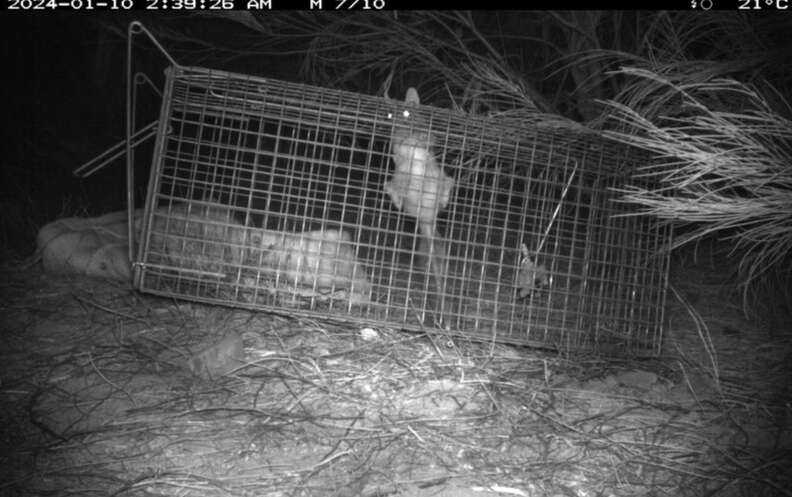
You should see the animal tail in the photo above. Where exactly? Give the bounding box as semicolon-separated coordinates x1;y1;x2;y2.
418;222;448;299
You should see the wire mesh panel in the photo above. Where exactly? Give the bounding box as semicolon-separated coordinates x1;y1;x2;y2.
134;66;671;355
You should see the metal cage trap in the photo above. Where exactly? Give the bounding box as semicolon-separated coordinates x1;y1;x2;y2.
125;23;671;356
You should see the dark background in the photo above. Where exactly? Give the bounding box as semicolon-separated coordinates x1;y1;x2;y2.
2;14;131;255
1;13;307;257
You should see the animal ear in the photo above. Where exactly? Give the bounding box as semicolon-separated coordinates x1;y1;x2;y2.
405;87;420;105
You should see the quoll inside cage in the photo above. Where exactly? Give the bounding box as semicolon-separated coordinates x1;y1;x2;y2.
134;66;671;355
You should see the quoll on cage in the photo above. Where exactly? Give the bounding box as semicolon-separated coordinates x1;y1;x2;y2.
133;66;671;356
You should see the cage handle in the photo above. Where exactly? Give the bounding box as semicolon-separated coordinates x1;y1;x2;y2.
125;21;181;275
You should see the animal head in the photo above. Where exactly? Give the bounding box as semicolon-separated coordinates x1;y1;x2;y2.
389;87;433;171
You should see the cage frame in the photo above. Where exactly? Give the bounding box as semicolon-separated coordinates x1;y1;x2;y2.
127;25;672;357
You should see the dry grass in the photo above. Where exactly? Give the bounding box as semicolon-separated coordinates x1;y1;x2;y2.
595;68;792;314
1;267;789;496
